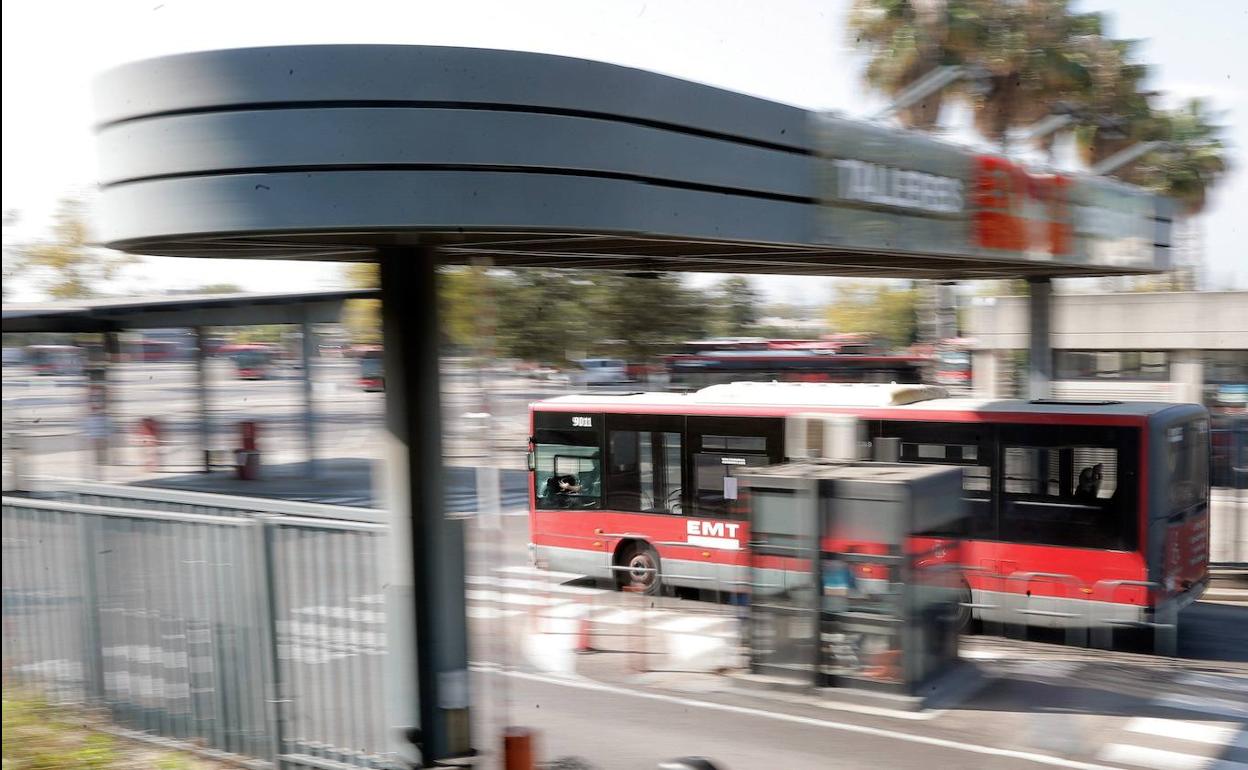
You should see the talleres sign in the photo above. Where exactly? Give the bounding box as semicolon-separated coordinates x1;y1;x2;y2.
813;114;1166;270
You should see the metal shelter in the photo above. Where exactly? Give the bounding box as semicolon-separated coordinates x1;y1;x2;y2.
2;288;377;477
87;44;1174;764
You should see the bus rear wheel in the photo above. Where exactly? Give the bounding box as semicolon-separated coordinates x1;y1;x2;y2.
616;543;662;596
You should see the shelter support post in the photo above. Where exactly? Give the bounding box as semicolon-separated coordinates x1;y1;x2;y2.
379;248;472;765
194;326;210;473
1171;349;1203;404
301;313;318;478
972;350;1003;399
1027;277;1053;400
937;282;958;342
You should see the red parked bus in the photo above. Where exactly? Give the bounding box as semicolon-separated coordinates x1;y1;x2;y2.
528;383;1210;630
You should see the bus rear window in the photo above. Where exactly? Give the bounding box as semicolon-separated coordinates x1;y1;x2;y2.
1167;419;1209;514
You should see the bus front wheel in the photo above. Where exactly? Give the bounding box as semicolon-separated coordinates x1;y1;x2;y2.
616;542;662;597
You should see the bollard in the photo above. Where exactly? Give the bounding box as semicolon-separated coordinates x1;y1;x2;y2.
503;726;536;770
237;420;261;480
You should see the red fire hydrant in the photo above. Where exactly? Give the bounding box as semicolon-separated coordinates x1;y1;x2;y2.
236;420;261;480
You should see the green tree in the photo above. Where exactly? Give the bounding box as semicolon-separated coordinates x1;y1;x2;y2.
711;276;762;337
440;266;496;353
593;273;708;361
341;262;381;344
825;282;918;349
1124;99;1229;216
494;269;597;364
13;197;138;300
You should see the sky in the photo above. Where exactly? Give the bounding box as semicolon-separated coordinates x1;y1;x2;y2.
3;0;1246;305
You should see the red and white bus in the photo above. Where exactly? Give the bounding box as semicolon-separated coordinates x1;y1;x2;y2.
528;383;1210;629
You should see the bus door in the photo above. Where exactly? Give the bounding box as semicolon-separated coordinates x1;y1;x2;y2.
686;416;784;581
1151;413;1210;601
602;414;685;515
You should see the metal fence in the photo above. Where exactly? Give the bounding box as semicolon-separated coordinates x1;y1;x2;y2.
1;495;392;769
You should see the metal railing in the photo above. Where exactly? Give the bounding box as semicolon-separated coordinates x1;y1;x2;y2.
1;494;392;770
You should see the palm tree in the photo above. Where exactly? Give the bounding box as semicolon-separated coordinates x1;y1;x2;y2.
848;0;1109;144
1129;99;1230;215
1125;100;1229;289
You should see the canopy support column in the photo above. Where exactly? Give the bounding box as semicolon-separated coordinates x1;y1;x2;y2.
1027;277;1053;400
301;314;318;478
380;248;471;765
194;326;210;473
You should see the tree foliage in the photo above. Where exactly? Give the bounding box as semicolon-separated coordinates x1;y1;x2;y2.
849;0;1109;140
590;273;708;361
847;0;1230;211
825;282;918;349
710;276;763;337
11;197;138;300
341;262;381;345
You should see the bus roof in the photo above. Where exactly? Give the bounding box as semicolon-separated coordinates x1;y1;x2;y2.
534;382;1195;419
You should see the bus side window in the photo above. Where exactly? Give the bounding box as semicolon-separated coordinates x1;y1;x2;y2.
997;425;1137;550
874;421;995;539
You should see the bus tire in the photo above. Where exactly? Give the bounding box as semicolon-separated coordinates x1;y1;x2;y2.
615;541;662;596
955;581;977;634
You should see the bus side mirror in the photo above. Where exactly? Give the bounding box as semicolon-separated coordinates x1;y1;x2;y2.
527;450;536;471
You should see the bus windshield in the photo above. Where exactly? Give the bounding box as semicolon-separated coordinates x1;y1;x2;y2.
534;430;602;510
1167;418;1209;514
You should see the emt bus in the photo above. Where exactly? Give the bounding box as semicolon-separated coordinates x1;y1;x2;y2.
528;383;1210;630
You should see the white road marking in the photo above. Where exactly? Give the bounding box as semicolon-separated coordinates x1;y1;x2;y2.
464;590;562;607
961;649;1010;660
495;565;586;581
651;615;734;634
1154;693;1248;720
1098;743;1212;770
1175;672;1248;693
479;667;1127;769
1124;717;1243;747
464;575;603;595
466;606;523;620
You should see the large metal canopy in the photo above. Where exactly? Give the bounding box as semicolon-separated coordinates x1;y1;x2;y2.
93;45;1171;279
1;288;377;333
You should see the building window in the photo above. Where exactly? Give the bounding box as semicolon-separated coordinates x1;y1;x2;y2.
1054;350;1169;382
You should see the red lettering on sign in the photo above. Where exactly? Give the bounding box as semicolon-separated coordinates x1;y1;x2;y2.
970;156;1071;257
